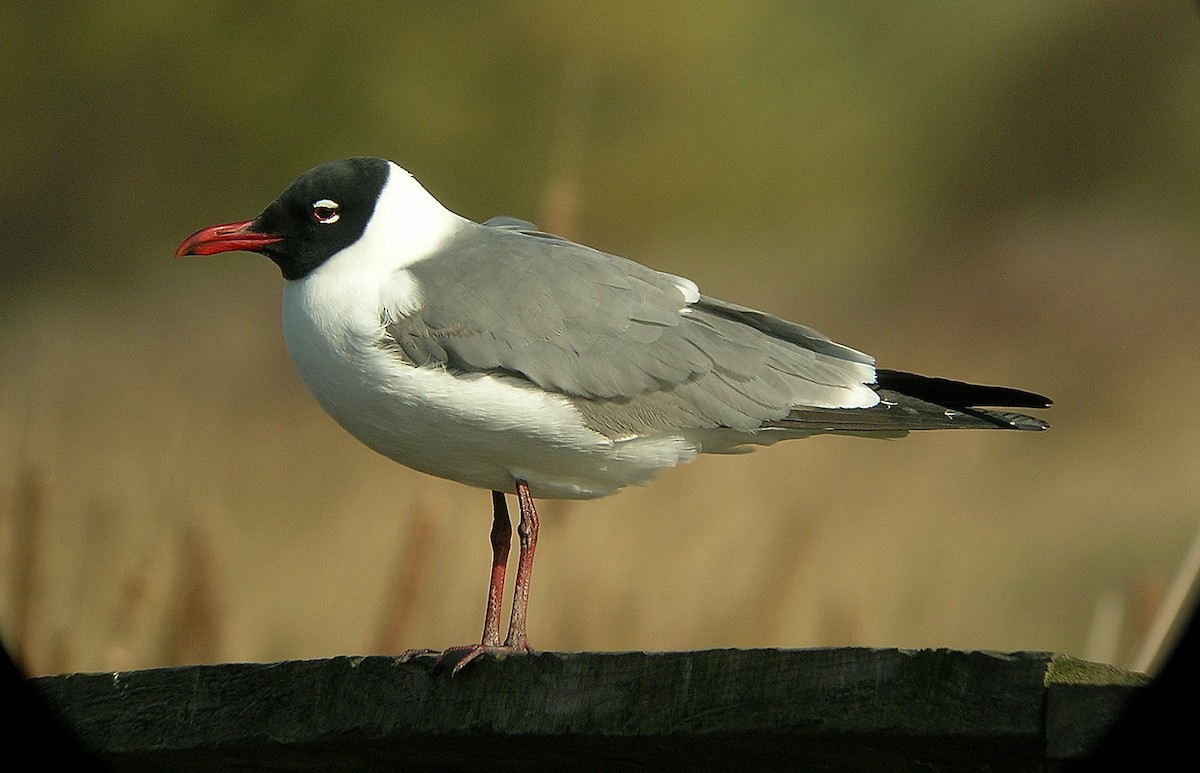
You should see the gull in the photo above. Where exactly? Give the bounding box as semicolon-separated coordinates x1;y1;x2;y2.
177;157;1050;672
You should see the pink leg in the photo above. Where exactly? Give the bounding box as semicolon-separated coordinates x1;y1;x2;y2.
434;482;537;675
399;491;511;665
503;479;539;650
480;490;511;647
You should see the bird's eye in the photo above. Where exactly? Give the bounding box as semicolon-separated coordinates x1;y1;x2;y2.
311;199;340;224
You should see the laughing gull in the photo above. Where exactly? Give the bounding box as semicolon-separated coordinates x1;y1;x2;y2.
177;156;1050;672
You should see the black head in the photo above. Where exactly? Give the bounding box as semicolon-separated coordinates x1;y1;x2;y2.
177;157;392;280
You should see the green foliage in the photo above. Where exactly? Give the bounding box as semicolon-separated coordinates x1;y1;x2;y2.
3;1;1198;296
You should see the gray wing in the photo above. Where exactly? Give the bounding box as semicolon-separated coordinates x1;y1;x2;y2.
382;219;878;434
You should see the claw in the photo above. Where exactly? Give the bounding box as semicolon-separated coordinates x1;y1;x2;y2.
395;648;440;663
433;643;533;676
396;482;540;677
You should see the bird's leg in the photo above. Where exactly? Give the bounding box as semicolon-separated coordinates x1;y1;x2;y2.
431;486;535;675
480;490;512;647
395;493;510;665
503;478;538;651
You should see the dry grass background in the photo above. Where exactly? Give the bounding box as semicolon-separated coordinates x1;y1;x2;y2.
2;2;1198;678
4;210;1196;678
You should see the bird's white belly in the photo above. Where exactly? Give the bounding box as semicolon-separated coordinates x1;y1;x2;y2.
280;282;700;499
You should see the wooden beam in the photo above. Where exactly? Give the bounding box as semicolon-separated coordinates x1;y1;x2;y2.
30;648;1146;772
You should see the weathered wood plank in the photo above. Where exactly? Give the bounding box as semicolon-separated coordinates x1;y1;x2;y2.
29;648;1146;772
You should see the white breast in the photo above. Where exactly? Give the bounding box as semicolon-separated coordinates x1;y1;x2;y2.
282;272;701;498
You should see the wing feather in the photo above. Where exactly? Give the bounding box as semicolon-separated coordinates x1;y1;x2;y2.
379;219;1049;438
384;220;877;432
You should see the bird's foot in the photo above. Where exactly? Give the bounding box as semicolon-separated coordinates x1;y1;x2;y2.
395;647;441;663
432;640;533;676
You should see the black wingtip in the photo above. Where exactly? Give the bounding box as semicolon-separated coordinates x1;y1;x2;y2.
875;369;1051;410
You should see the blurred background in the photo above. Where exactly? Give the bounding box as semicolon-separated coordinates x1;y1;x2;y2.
2;1;1198;678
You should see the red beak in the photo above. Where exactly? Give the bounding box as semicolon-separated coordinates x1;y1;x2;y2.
175;220;284;257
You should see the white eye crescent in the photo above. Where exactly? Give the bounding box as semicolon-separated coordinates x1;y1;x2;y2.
311;199;340;224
